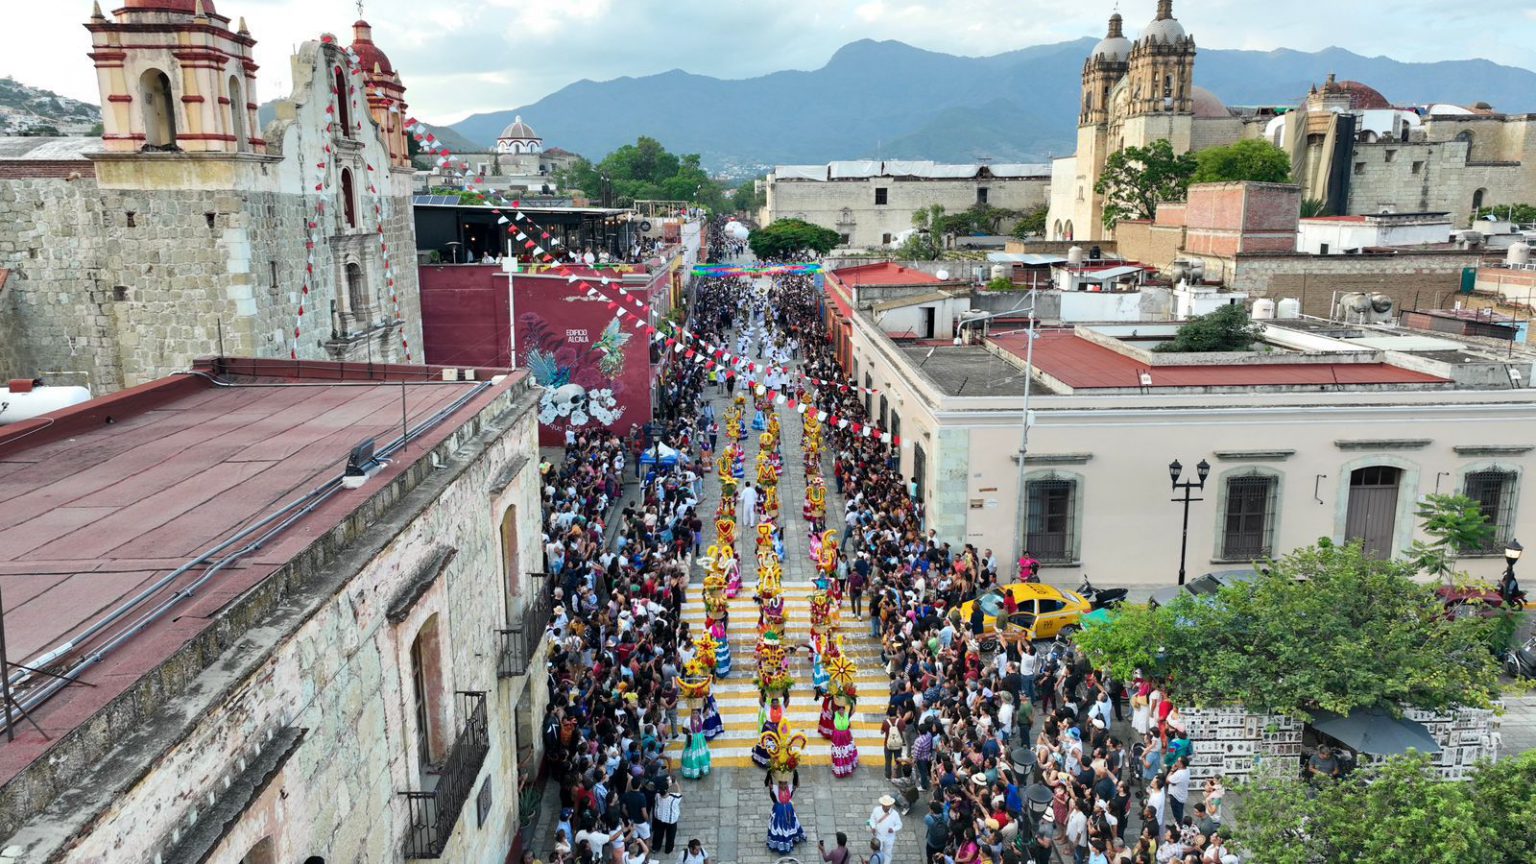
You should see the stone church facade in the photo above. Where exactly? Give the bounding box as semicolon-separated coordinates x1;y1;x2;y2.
0;1;422;394
1049;0;1536;242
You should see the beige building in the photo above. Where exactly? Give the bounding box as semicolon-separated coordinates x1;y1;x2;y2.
847;303;1536;586
0;358;548;863
0;2;421;394
762;161;1049;249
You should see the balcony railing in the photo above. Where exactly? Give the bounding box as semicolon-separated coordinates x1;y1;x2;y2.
497;573;554;679
402;691;490;859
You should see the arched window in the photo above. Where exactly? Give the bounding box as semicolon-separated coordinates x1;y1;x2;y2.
1052;220;1063;241
228;75;246;151
346;261;367;315
333;66;351;134
139;68;177;149
1064;220;1074;241
500;505;520;597
410;615;446;768
340;168;357;228
1456;130;1474;144
1472;188;1487;215
302;858;326;864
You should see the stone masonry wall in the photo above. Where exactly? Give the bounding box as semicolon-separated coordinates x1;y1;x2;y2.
31;387;546;864
1230;252;1477;317
770;177;1049;249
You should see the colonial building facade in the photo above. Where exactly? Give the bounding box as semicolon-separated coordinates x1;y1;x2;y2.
1048;0;1536;242
0;1;422;394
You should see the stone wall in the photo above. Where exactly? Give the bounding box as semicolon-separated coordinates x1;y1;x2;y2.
1346;139;1535;227
0;39;425;394
1114;220;1183;272
1230;252;1478;316
768;176;1049;249
1;383;547;863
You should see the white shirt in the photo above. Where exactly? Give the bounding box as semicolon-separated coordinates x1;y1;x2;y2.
654;792;683;824
1168;766;1190;803
1066;809;1088;846
868;805;902;840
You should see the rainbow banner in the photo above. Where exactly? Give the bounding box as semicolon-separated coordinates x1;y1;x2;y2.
691;263;822;278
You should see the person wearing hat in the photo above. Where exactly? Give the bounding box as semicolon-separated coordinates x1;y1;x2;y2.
868;794;903;864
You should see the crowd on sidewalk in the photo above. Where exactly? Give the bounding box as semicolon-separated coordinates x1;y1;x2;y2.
531;217;1231;864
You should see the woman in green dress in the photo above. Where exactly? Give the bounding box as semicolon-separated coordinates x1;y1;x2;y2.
681;707;712;779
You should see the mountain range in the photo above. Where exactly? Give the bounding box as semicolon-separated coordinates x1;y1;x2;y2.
448;39;1536;174
0;77;99;136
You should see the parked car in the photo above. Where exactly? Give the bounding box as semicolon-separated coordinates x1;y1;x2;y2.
1434;584;1510;621
1147;568;1265;610
958;583;1092;639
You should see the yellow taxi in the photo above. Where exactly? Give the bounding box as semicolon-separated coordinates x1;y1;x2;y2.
956;583;1092;640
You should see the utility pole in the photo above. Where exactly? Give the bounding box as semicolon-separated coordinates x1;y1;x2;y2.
1010;287;1039;574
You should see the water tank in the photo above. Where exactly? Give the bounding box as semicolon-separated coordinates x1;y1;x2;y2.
990;265;1009;281
1276;298;1302;320
1337;292;1371;321
1252;298;1276;320
0;381;92;424
1507;242;1531;266
1067;245;1085;266
1369;293;1395;322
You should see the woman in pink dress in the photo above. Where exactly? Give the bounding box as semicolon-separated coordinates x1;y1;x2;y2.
829;703;859;777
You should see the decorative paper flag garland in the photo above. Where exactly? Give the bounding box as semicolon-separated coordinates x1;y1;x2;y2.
656;323;880;397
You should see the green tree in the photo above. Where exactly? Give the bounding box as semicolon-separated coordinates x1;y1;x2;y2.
730;178;765;213
1011;204;1048;238
1475;203;1536;224
1230;751;1536;864
1300;197;1329;218
748;218;840;261
1072;541;1503;718
1192;138;1294;184
490;152;502;177
897;232;942;261
553;138;729;210
1152;303;1261;353
1094;138;1197;229
1408;493;1495;581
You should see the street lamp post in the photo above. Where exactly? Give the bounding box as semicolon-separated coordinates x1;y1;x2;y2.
1502;538;1523;604
1169;458;1211;586
1010;288;1039;572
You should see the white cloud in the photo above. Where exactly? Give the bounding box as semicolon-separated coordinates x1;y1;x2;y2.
3;0;1531;125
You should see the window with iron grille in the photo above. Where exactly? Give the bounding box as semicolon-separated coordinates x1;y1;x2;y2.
1025;477;1076;563
1464;469;1517;551
1222;474;1277;560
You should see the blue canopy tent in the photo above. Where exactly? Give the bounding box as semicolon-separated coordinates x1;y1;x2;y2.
639;443;680;467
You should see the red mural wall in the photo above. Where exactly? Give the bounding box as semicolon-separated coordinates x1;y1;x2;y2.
419;265;511;368
512;270;656;446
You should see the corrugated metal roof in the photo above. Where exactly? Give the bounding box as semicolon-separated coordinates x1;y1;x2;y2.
1074;265;1143;282
989;253;1068;265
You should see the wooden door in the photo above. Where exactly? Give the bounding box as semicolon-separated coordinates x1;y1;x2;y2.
1346;466;1402;559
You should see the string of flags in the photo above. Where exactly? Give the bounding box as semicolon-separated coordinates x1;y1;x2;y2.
392;115;897;444
656;324;880;397
291;34;411;361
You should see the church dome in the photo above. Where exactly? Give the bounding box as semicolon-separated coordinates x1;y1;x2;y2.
350;20;394;76
1091;14;1132;63
1325;77;1391;110
1142;0;1187;43
500;116;538;140
1191;86;1228;119
121;0;218;13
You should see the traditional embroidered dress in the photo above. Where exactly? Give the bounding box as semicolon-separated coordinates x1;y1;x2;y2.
713;625;733;678
818;692;837;739
765;780;806;852
811;650;830;695
702;694;726;740
725;557;742;598
830;707;859;777
681;712;712;779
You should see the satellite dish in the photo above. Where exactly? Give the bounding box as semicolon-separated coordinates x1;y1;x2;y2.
936;269;951;281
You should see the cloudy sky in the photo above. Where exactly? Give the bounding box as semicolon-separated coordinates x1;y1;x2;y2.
9;0;1535;125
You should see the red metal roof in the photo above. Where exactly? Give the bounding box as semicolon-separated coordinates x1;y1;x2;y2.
992;331;1449;390
824;278;853;321
829;262;943;286
0;358;518;783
